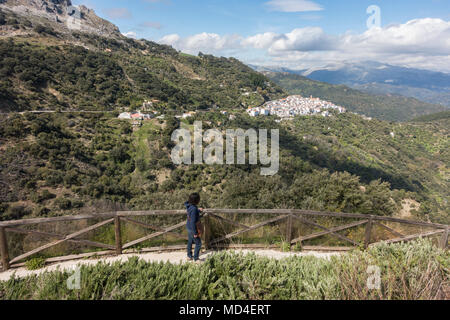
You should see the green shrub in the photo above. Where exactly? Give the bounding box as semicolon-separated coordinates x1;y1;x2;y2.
25;257;46;270
292;242;303;252
31;190;56;203
280;241;291;252
33;206;50;216
0;240;447;300
2;205;32;220
54;197;72;210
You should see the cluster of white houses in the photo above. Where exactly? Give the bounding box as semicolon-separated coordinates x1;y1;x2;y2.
247;95;346;119
117;95;346;125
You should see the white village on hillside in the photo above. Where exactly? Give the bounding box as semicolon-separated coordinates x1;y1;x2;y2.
118;95;347;125
247;95;346;119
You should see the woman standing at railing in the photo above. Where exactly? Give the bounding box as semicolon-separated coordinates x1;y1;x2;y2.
185;193;203;263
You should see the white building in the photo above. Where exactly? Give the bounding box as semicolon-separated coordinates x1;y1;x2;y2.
118;112;131;119
248;110;260;117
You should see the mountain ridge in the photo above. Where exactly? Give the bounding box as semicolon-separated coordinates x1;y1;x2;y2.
252;62;450;107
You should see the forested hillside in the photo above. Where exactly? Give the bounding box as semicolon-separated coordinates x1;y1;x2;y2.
0;7;284;112
265;72;448;122
1;110;448;224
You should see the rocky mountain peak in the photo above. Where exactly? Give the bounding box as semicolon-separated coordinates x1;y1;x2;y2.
0;0;121;38
0;0;72;15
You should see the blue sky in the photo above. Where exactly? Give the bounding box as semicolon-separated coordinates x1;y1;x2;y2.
73;0;450;72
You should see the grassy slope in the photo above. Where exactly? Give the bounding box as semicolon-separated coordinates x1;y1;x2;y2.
265;72;448;122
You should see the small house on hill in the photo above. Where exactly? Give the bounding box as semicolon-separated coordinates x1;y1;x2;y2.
118;112;131;119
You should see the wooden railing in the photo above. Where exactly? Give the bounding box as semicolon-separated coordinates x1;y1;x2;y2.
0;209;448;271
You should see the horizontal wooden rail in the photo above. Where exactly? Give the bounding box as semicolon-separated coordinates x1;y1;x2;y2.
0;209;447;229
0;210;189;227
0;209;448;272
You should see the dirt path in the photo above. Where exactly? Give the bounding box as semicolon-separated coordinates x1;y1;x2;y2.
0;250;341;281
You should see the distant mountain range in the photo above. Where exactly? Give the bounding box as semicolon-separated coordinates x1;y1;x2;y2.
252;62;450;107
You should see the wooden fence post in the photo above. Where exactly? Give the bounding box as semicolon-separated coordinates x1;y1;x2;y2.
286;215;293;247
364;216;373;249
440;228;449;249
114;216;122;255
204;214;211;250
0;227;10;271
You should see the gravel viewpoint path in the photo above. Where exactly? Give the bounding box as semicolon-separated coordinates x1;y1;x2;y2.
0;250;341;281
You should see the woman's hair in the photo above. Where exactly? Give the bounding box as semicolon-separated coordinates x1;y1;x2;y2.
188;193;200;205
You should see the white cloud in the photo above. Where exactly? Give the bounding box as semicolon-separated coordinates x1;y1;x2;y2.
249;18;450;71
268;27;336;53
159;33;181;45
157;18;450;72
159;33;242;55
122;31;137;39
241;32;283;49
265;0;323;12
341;18;450;56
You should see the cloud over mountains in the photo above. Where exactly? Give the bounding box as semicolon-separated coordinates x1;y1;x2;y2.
158;18;450;72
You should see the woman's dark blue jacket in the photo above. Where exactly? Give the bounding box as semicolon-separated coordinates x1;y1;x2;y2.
185;201;200;234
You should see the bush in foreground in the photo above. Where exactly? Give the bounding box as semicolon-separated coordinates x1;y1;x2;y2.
0;240;448;300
